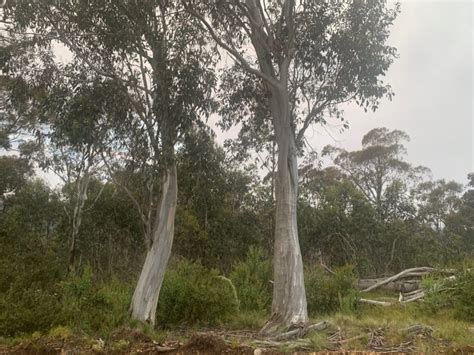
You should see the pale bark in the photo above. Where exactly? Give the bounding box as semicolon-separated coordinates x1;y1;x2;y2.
130;164;177;325
68;172;91;273
356;278;421;293
189;0;309;334
261;89;308;334
361;267;435;293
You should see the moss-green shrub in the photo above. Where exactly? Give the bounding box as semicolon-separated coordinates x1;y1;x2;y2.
157;259;238;326
305;265;357;315
453;269;474;321
0;240;63;337
0;285;61;337
59;266;131;335
420;276;453;314
419;266;474;321
230;246;272;312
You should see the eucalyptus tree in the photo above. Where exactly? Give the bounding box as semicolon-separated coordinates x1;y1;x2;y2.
20;73;127;272
186;0;399;333
6;1;216;324
414;179;463;232
324;128;428;221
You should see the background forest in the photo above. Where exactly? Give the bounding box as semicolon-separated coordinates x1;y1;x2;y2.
1;126;473;337
0;0;473;352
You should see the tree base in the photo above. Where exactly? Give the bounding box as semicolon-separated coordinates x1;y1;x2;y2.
260;313;309;336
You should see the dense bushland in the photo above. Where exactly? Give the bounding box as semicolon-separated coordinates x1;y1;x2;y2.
0;129;473;337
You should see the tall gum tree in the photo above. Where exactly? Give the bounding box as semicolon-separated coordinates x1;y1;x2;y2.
324;128;430;222
186;0;399;333
6;1;216;325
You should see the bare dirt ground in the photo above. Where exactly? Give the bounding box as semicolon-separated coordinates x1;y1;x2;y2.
1;328;473;354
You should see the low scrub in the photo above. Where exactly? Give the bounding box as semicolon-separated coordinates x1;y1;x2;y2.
230;246;272;312
157;259;239;326
305;265;358;315
422;266;474;321
59;267;132;335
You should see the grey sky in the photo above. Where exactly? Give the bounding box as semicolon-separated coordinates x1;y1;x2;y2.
303;0;473;184
214;0;473;184
4;1;472;186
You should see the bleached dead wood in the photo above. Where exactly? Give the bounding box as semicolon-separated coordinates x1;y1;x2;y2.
361;267;435;292
402;291;425;303
357;278;421;292
359;298;393;306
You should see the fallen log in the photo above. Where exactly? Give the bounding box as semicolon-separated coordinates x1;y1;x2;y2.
361;267;435;292
359;298;393;306
357;278;421;293
403;288;424;297
402;291;425;303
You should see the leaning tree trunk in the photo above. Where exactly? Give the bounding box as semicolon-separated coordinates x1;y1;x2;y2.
130;163;177;325
261;90;308;334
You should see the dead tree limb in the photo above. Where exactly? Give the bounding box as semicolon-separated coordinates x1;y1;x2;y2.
359;298;393;306
361;267;435;293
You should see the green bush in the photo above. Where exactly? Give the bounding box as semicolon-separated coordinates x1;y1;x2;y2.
305;265;357;315
59;266;131;334
230;246;272;312
420;276;453;314
157;259;238;326
0;285;61;337
0;238;63;337
453;269;474;321
420;267;474;321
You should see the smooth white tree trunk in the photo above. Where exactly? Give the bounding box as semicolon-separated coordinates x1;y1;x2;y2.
130;164;177;325
261;91;308;334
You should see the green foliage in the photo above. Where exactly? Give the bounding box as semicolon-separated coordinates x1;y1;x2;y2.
421;267;474;322
0;284;61;337
420;276;453;314
305;265;357;315
58;266;131;335
0;156;33;195
230;246;272;312
452;269;474;321
157;259;238;326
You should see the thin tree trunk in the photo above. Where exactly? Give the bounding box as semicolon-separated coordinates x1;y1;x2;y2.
261;90;308;334
68;173;90;273
130;163;177;325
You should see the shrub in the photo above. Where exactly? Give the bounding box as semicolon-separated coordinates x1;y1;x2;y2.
157;259;238;326
420;266;474;321
230;246;272;312
420;276;453;314
453;269;474;321
0;239;63;337
305;265;357;315
0;285;61;337
59;266;131;335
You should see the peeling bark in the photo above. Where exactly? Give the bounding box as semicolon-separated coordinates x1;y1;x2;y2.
130;164;177;325
261;89;308;334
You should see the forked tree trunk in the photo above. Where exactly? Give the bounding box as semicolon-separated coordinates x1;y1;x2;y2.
130;164;177;325
261;90;308;334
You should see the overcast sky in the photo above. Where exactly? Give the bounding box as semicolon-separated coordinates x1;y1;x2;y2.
5;1;473;186
214;0;473;184
300;0;473;184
